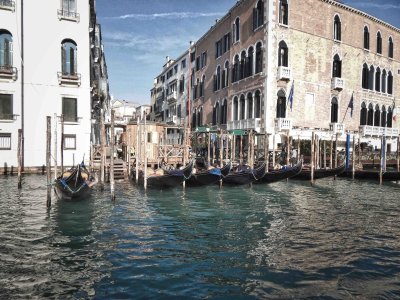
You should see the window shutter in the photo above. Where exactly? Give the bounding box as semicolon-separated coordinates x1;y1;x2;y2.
253;8;257;30
61;45;66;73
4;39;10;66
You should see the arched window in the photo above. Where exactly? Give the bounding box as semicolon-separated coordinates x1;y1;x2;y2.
360;102;367;125
388;37;394;58
197;108;202;127
223;61;229;88
247;93;253;119
240;95;245;120
332;54;342;78
233;17;240;43
200;75;205;97
215;102;220;125
253;0;264;29
377;31;382;54
221;99;227;125
387;107;393;128
333;15;341;41
232;55;239;83
216;66;221;90
362;63;369;89
255;90;261;118
363;26;370;50
192;109;197;129
381;69;387;93
0;30;13;69
278;41;288;67
331;97;338;123
240;51;246;80
279;0;288;25
61;39;77;75
374;104;380;126
368;65;374;90
276;89;286;118
388;71;393;94
375;67;381;92
233;96;239;121
248;46;254;77
381;106;387;127
255;42;263;73
367;104;374;125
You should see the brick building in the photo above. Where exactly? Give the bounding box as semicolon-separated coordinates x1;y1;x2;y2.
151;0;400;151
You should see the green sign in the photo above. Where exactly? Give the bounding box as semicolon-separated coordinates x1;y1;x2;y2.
195;126;210;133
231;129;247;136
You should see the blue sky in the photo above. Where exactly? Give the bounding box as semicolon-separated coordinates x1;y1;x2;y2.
96;0;400;104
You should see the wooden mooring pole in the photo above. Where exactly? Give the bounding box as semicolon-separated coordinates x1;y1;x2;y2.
17;129;22;189
110;110;116;200
144;112;148;190
60;114;64;174
311;132;315;185
265;134;269;173
53;113;58;180
272;133;276;169
100;109;105;191
46;116;51;207
136;116;140;183
352;135;356;180
127;128;131;178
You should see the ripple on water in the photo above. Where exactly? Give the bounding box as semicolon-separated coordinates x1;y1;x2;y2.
0;175;400;298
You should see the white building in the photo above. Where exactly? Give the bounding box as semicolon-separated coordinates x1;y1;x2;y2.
0;0;99;169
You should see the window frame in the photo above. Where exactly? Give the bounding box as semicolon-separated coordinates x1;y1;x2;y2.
0;133;11;150
0;93;13;120
63;134;76;150
62;97;78;123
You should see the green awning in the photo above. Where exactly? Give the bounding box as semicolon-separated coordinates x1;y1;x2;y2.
231;129;247;136
195;126;210;133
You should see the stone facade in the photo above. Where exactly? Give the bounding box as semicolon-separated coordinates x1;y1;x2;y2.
151;0;400;150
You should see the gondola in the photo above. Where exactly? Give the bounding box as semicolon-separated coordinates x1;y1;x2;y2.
292;163;345;180
186;161;232;187
340;168;400;181
132;160;194;188
222;163;266;185
54;163;96;200
256;161;303;184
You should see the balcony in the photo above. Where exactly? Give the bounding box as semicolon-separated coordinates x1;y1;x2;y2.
331;77;344;90
227;118;262;132
0;113;18;122
166;91;177;103
0;0;14;11
57;72;81;86
359;125;399;138
277;66;291;81
57;9;80;22
166;115;178;124
329;122;345;135
275;118;292;131
0;66;17;81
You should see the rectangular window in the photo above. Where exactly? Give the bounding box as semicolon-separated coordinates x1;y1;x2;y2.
0;94;13;120
190;52;195;62
181;59;186;69
174;65;178;74
196;56;200;71
62;0;76;12
63;134;76;150
0;133;11;150
147;132;152;143
201;51;207;68
62;97;77;122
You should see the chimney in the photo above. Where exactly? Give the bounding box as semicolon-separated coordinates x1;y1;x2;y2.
166;56;170;62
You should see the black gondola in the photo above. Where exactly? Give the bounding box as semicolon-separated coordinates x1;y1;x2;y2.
292;163;346;180
133;160;194;188
256;161;303;184
54;163;96;200
186;161;232;187
340;168;400;181
222;163;266;185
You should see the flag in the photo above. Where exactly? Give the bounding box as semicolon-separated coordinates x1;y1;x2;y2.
287;81;294;111
348;93;354;118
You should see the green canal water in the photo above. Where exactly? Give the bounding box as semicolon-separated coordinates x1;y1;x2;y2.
0;175;400;299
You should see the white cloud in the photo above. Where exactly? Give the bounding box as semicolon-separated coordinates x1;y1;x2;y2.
105;11;224;20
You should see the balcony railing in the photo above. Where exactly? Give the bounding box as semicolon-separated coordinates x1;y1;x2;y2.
0;0;14;11
0;66;17;81
359;125;399;137
329;122;345;135
227;118;262;131
275;118;292;131
0;113;18;121
57;72;81;86
277;66;291;81
57;9;80;22
331;77;345;90
166;91;177;103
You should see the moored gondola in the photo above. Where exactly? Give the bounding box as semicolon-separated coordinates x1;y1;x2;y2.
222;162;266;185
292;163;345;180
133;160;194;188
340;168;400;181
256;161;303;184
54;163;96;200
186;161;232;187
